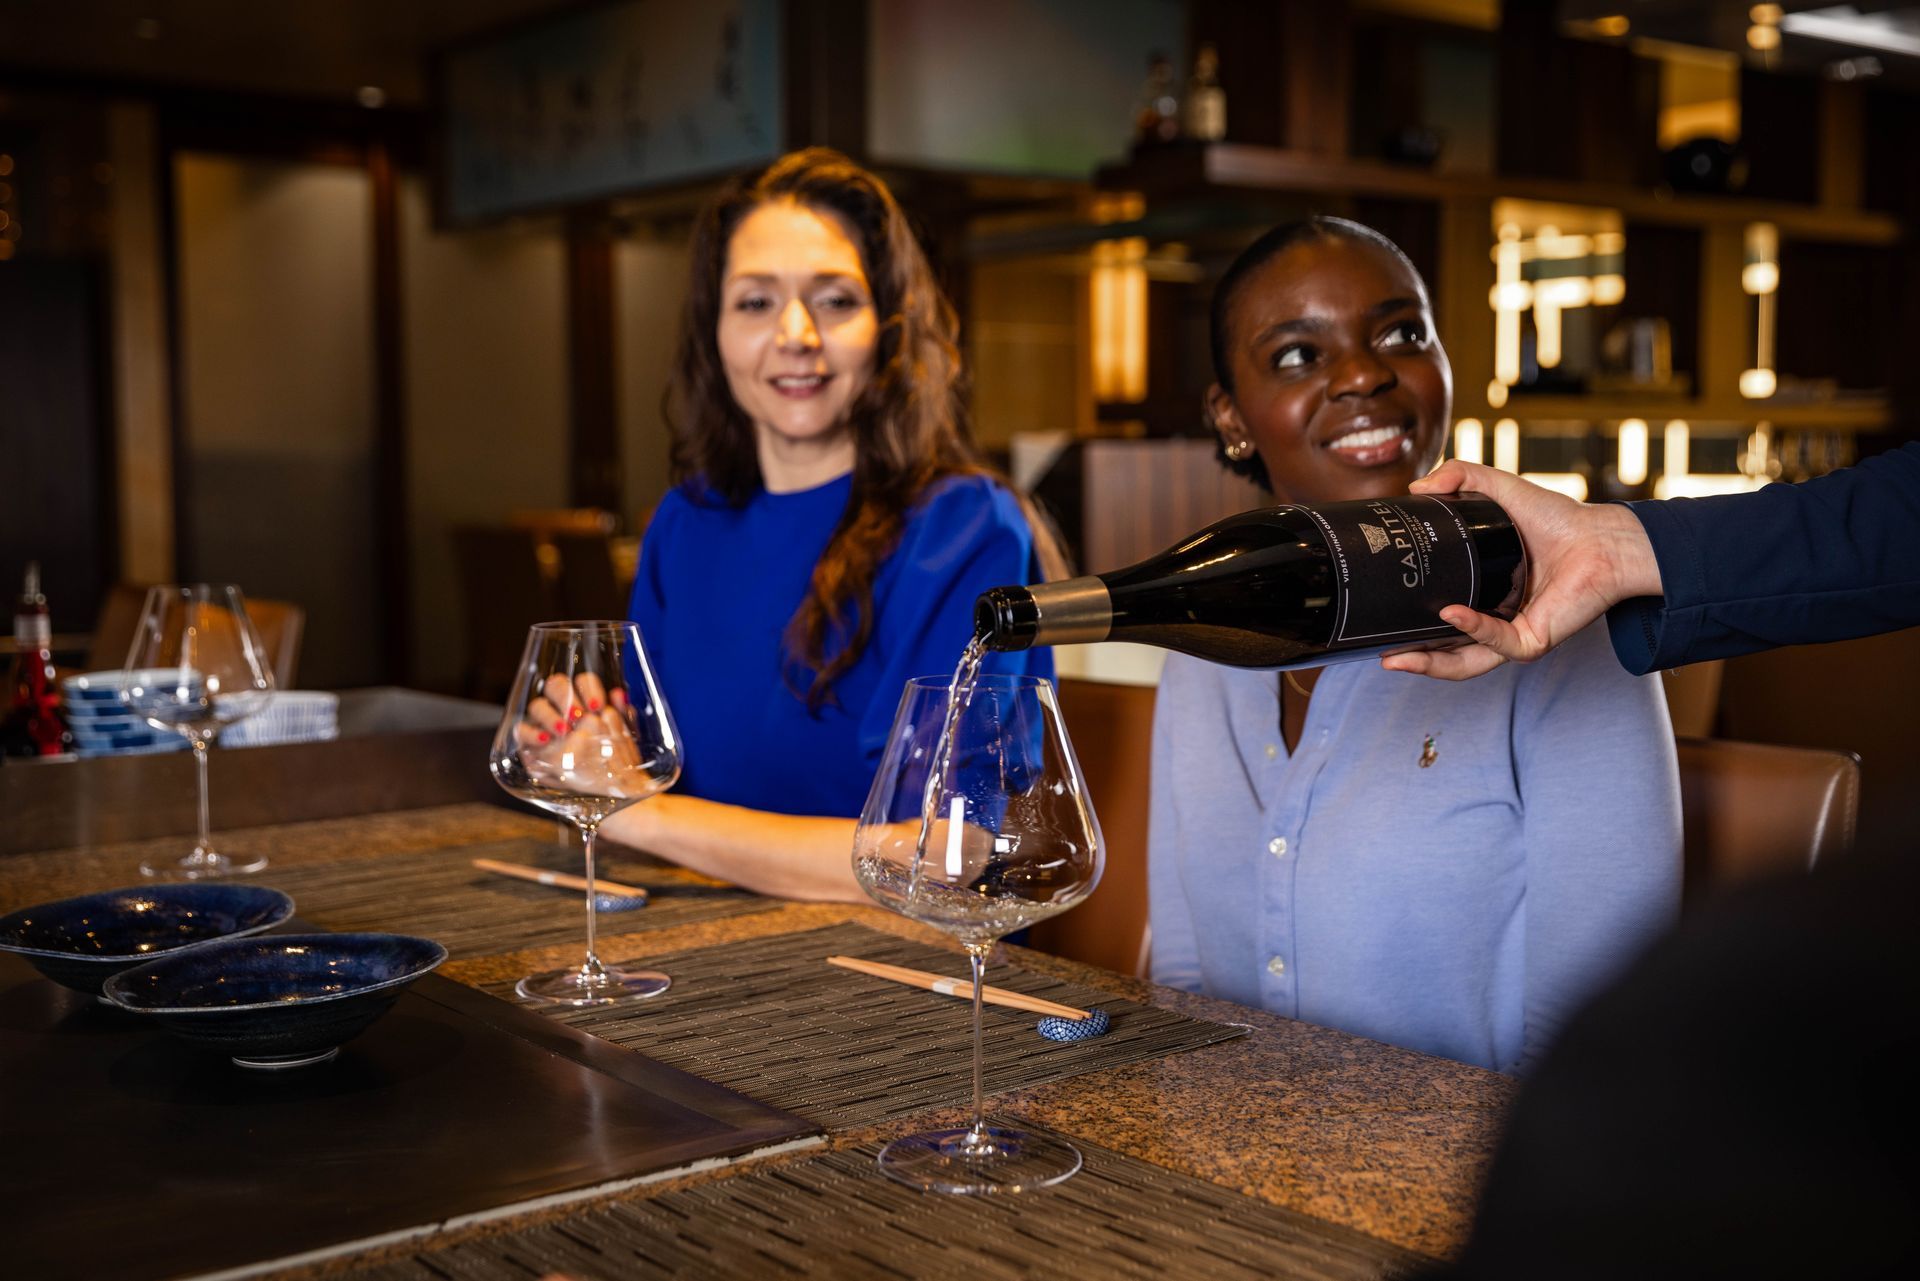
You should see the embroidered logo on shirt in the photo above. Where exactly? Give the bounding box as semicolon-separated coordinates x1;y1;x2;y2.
1360;522;1391;554
1419;733;1439;768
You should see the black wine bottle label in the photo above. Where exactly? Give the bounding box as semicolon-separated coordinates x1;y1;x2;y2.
1296;496;1479;644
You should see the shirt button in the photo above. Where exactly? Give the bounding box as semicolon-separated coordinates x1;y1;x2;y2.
1264;744;1278;760
1268;836;1288;858
1267;955;1286;976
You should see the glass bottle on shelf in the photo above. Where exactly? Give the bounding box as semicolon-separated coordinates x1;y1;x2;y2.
1183;43;1227;142
1133;52;1181;146
2;562;72;759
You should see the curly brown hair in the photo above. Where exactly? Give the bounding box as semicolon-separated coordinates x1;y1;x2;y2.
665;148;1060;710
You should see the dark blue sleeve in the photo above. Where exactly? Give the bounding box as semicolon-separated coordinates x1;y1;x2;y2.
1606;442;1920;673
855;476;1054;762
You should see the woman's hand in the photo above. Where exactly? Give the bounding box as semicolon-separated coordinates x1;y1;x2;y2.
513;672;648;794
1381;462;1664;679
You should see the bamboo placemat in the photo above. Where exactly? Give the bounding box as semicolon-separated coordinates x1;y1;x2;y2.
501;922;1249;1130
345;1137;1424;1280
259;837;776;960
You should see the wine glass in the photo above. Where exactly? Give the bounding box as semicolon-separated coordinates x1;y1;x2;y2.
853;672;1104;1194
488;621;681;1005
122;584;276;879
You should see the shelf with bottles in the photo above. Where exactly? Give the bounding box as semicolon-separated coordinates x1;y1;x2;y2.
1096;142;1903;246
1446;416;1856;506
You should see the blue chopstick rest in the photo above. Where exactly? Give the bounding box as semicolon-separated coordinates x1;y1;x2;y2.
593;891;648;913
1037;1008;1111;1041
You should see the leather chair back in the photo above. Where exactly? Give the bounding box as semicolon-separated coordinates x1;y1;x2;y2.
1676;735;1859;909
1025;677;1155;977
88;583;304;689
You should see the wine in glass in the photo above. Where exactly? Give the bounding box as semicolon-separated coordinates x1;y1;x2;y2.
122;584;276;879
853;666;1105;1194
489;621;681;1005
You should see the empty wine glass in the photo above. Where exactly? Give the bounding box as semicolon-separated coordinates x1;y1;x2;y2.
489;621;681;1005
122;584;276;879
853;672;1104;1194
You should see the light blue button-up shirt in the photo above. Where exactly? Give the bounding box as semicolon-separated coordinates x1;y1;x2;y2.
1148;621;1681;1074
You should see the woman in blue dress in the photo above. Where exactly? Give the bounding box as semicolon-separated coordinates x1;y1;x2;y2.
1149;217;1682;1073
599;149;1058;901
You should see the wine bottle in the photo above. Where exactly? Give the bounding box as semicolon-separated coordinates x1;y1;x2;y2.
974;493;1525;670
2;562;73;757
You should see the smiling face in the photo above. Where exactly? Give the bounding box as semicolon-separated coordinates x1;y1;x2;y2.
717;200;879;488
1209;234;1450;506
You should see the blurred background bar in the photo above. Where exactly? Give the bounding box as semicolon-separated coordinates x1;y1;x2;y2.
5;0;1919;853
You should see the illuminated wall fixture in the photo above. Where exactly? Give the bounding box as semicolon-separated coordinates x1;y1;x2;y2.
1743;420;1774;479
1488;209;1625;384
1740;221;1779;400
1748;4;1783;52
1486;380;1508;410
1453;418;1484;464
1493;418;1521;473
1519;472;1589;501
1090;235;1148;402
1618;417;1649;486
1664;419;1691;481
1491;223;1527;387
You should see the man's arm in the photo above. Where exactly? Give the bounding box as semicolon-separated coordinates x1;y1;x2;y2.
1386;443;1920;679
1381;462;1661;679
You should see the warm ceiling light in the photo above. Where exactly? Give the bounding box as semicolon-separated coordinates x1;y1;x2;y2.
1783;10;1920;57
1750;4;1783;25
1748;23;1782;51
1486;380;1508;410
1593;15;1629;37
357;85;387;109
1740;368;1779;398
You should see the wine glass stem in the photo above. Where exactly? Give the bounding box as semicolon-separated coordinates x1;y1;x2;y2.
192;738;213;859
966;941;989;1145
579;821;605;981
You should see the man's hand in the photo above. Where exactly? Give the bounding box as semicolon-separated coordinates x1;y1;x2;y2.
1380;462;1663;679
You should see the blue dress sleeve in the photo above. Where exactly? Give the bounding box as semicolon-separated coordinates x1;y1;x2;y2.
855;476;1055;763
628;489;689;663
1607;442;1920;672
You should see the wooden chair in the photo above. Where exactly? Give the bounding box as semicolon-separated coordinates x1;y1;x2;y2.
86;583;304;688
1025;677;1156;977
1676;735;1859;911
551;531;630;622
505;508;618;538
452;526;560;702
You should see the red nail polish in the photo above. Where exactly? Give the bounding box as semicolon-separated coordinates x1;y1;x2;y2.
568;705;583;720
537;731;551;743
588;699;602;712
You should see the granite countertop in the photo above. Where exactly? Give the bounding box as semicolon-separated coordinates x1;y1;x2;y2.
2;801;1515;1267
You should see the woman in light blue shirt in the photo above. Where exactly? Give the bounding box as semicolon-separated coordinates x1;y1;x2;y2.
1149;218;1681;1074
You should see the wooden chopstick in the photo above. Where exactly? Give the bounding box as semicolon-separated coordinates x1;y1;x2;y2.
472;858;650;902
826;954;1090;1020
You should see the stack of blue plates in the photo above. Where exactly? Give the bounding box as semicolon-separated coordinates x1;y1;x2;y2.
62;670;197;758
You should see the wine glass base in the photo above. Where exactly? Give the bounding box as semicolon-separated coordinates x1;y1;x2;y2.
516;966;671;1006
875;1125;1082;1195
140;850;269;879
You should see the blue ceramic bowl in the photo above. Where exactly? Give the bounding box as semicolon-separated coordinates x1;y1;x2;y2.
103;933;448;1070
0;884;296;997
